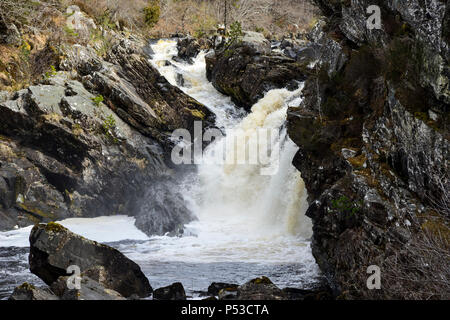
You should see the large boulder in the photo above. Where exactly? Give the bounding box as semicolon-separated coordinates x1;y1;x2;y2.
176;36;202;63
29;223;152;298
241;31;271;55
207;282;238;296
205;32;309;110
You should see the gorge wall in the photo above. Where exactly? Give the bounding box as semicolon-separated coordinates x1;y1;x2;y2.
286;0;449;299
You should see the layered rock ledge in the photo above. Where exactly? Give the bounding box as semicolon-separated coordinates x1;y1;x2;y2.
0;7;215;236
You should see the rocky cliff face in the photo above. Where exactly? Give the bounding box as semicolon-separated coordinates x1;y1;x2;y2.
0;7;215;236
287;0;449;299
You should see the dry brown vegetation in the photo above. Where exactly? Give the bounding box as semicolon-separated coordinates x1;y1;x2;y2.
152;0;318;38
381;226;450;300
0;0;151;90
70;0;154;31
0;0;318;91
0;0;66;90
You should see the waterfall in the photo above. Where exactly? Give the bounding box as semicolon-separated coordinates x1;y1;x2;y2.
0;39;321;298
147;40;314;263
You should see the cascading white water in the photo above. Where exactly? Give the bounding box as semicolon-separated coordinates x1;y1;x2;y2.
139;40;315;263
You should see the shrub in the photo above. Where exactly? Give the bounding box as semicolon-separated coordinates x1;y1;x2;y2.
228;20;243;42
331;196;362;218
102;114;118;143
91;94;104;107
44;65;57;79
144;1;160;28
63;25;79;37
103;114;116;132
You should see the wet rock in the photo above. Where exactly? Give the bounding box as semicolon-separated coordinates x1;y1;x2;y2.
153;282;186;300
101;37;216;141
177;36;201;63
176;73;185;87
236;277;286;300
205;31;308;110
207;282;239;296
50;275;126;300
135;180;195;236
9;283;59;300
218;287;238;300
29;223;152;298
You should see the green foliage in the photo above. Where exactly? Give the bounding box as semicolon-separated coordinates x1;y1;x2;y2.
97;10;117;29
91;95;104;107
144;1;160;28
223;21;242;52
331;196;363;218
63;25;79;37
223;48;233;58
89;29;112;57
64;10;75;18
44;65;57;79
102;115;118;143
194;29;206;39
254;26;265;33
20;40;31;60
228;21;243;41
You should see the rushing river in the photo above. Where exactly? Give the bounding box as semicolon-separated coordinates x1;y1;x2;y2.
0;40;321;299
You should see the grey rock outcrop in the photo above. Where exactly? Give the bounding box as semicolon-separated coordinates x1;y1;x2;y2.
235;277;285;300
0;20;21;46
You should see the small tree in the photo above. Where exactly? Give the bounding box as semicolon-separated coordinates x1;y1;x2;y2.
228;20;243;39
144;0;160;28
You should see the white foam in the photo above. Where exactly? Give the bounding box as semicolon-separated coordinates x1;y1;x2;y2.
58;216;149;242
0;215;148;248
0;226;33;248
